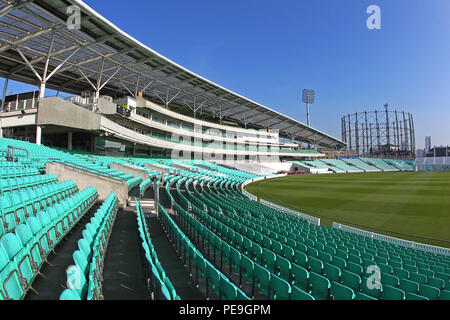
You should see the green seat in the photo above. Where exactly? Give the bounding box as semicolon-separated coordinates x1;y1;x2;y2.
406;292;429;300
361;277;382;299
274;255;291;281
269;274;291;300
290;263;309;292
399;278;419;295
426;276;445;290
240;255;254;285
439;290;450;300
309;271;330;300
254;263;270;297
409;272;427;286
323;263;341;283
346;261;363;277
382;285;405;300
330;281;355;300
59;288;81;300
341;270;361;292
381;272;399;288
291;285;314;300
308;256;324;274
331;256;346;270
392;267;409;280
419;284;440;300
220;276;238;300
294;250;308;269
262;248;276;273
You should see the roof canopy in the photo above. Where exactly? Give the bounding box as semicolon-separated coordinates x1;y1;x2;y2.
0;0;346;149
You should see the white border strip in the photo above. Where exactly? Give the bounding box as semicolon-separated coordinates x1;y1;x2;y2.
332;222;450;256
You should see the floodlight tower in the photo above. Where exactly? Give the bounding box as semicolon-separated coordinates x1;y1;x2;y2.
302;89;315;127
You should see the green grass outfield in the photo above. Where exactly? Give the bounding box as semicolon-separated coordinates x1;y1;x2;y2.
245;172;450;248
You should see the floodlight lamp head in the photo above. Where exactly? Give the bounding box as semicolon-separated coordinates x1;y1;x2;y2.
302;89;315;104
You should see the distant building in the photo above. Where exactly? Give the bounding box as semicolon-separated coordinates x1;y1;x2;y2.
425;136;431;153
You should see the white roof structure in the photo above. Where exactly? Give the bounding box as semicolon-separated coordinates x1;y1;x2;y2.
0;0;346;149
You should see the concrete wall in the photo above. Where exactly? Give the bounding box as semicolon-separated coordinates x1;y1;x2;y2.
0;110;37;127
97;97;118;115
110;163;150;180
46;161;129;207
38;97;101;130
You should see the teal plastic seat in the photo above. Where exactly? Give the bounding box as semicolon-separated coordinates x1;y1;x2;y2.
419;284;440;300
309;271;330;300
0;261;23;300
330;281;355;300
254;263;270;297
341;270;361;292
400;278;419;295
78;239;92;261
439;290;450;300
406;292;429;300
274;255;291;281
381;272;399;288
66;265;87;299
382;284;405;300
290;285;314;300
290;263;309;291
427;276;445;290
308;256;324;274
361;277;382;299
220;276;238;300
59;288;81;300
73;250;89;277
323;263;341;283
269;274;291;300
294;250;308;269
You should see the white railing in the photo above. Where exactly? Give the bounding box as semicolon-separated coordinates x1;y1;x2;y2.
3;98;38;112
260;198;320;226
240;174;321;225
332;222;450;256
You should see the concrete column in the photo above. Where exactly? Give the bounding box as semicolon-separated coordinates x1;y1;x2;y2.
36;125;42;145
68;130;73;150
0;78;9;138
39;82;46;99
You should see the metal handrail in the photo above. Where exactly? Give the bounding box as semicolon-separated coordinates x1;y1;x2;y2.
47;159;128;181
7;145;29;161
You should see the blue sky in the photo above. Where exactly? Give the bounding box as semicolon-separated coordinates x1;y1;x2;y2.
2;0;450;148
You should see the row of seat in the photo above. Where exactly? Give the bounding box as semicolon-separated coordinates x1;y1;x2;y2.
0;186;98;300
176;178;317;300
214;180;450;299
171;173;450;300
135;198;179;300
158;196;249;300
1;180;78;236
0;174;58;197
0;167;40;179
60;192;118;300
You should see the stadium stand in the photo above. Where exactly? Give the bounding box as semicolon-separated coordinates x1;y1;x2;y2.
0;137;448;301
385;159;414;171
359;158;399;172
341;158;380;172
